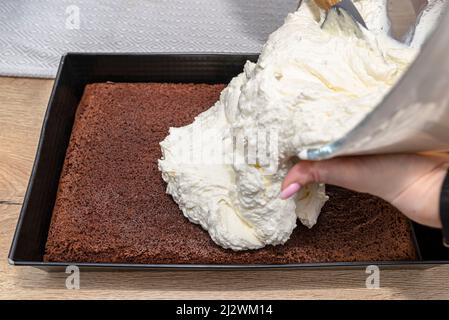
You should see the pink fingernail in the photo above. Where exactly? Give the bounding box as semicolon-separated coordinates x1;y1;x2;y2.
280;183;301;200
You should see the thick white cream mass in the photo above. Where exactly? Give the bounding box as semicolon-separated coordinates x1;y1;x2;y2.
159;0;437;250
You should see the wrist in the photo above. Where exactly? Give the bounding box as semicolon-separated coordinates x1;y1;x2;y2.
393;162;448;228
433;165;449;228
440;168;449;244
417;163;448;228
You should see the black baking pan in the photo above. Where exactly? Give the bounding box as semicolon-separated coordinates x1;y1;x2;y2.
8;53;449;271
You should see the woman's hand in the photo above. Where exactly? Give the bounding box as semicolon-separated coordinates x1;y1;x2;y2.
281;153;449;228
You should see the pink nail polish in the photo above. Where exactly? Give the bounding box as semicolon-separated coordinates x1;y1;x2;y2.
280;183;301;200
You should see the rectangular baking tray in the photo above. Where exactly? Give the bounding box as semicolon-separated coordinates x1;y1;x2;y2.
8;53;449;271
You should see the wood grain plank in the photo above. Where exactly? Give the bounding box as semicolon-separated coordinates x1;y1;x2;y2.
0;77;54;203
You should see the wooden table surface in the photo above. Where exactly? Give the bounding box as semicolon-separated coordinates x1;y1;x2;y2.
1;76;449;300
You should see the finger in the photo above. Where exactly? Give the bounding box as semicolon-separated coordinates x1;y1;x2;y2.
281;160;321;190
281;154;447;201
281;157;372;195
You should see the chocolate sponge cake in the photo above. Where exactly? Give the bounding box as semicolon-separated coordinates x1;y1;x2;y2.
44;82;417;264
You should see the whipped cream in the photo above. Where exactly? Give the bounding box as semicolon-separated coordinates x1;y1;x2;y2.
159;0;433;250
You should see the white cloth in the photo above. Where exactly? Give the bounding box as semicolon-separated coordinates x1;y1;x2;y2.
0;0;297;78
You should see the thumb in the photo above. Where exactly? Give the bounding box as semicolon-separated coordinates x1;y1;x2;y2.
280;157;375;199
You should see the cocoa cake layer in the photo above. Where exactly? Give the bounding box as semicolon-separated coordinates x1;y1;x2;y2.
44;82;417;264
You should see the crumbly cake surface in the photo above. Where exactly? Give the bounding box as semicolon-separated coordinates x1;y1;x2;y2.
44;82;417;264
